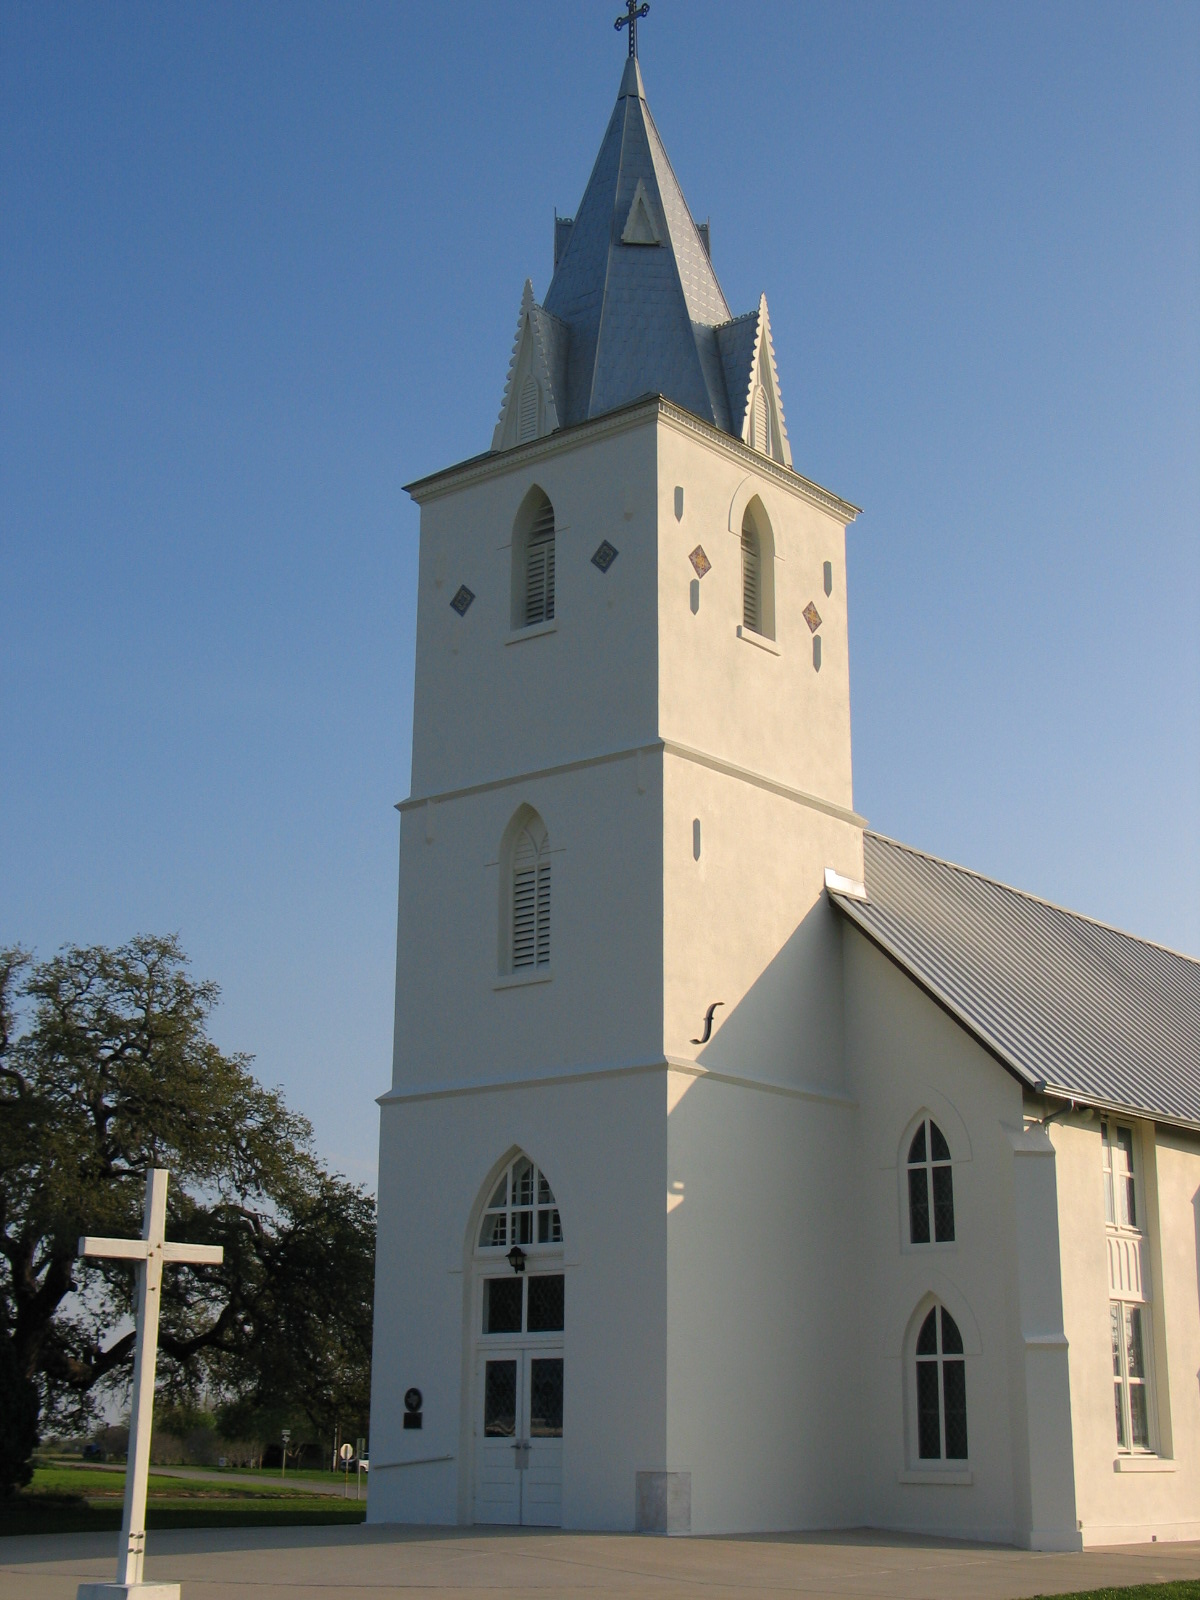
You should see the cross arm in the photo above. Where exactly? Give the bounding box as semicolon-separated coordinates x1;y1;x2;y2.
78;1237;150;1261
162;1242;224;1265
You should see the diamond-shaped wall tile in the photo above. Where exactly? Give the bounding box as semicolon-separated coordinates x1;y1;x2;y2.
591;540;619;573
450;585;476;616
802;600;822;634
689;545;712;579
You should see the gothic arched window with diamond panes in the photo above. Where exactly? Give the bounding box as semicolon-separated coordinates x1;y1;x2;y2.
915;1305;968;1461
907;1116;955;1244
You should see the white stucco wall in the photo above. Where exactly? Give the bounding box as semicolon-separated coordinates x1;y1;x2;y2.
842;928;1055;1547
369;1070;668;1530
1054;1115;1200;1544
664;1071;857;1533
408;414;660;801
655;418;855;809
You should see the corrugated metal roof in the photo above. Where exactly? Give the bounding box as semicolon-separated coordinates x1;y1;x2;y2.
831;832;1200;1127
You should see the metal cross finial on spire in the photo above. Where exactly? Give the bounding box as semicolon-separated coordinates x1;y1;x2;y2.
615;0;649;58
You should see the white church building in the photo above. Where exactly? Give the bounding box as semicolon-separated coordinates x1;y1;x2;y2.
368;47;1200;1550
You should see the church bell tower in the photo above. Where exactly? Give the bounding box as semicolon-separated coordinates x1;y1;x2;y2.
371;31;865;1536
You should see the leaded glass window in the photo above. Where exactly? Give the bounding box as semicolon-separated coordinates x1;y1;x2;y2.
529;1357;564;1437
483;1360;517;1437
478;1155;562;1252
907;1117;955;1244
915;1306;968;1461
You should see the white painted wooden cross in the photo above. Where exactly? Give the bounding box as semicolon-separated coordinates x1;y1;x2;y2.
76;1168;222;1600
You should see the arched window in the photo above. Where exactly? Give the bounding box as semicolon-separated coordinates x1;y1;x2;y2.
739;498;775;640
476;1152;566;1350
907;1117;954;1243
915;1305;968;1460
503;810;551;972
511;488;556;629
518;375;540;443
478;1154;563;1251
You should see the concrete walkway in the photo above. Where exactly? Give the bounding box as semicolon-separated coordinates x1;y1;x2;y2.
4;1524;1199;1599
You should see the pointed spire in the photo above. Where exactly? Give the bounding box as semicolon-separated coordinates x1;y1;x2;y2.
491;62;794;461
619;55;645;100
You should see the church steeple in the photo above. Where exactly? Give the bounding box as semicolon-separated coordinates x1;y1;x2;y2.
492;60;793;467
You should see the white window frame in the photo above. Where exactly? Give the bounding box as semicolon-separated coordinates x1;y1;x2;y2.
509;488;558;633
476;1154;563;1259
1110;1299;1155;1455
903;1302;971;1481
902;1115;956;1250
1101;1118;1138;1232
737;499;775;642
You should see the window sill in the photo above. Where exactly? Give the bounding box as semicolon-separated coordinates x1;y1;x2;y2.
1113;1455;1175;1473
493;969;553;991
506;620;557;645
898;1468;973;1486
736;625;780;655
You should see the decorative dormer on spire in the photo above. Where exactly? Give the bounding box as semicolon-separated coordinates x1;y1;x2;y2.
492;56;793;469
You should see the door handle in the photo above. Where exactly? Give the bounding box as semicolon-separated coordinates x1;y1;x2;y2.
511;1440;531;1469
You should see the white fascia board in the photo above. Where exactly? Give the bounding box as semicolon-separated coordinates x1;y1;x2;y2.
404;395;862;524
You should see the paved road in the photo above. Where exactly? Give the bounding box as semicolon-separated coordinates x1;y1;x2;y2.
4;1523;1199;1599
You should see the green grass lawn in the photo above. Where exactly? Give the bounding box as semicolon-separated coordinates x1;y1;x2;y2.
1040;1587;1200;1600
1;1463;366;1537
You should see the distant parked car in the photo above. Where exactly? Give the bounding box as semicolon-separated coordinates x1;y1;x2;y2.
82;1442;104;1462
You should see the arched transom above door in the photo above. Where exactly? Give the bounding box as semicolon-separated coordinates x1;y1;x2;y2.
478;1154;563;1251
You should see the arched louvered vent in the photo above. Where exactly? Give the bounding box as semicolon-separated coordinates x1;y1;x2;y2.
741;523;761;634
524;498;556;625
751;384;770;455
512;821;551;970
518;375;539;443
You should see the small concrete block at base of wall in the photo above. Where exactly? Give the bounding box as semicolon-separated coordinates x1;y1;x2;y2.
635;1471;691;1534
77;1586;182;1600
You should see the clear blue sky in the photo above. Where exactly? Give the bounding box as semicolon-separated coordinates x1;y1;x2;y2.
2;2;1197;1189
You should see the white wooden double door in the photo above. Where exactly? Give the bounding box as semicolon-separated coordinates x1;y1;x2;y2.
473;1346;563;1526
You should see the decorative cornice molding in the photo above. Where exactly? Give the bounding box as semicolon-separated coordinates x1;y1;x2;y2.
399;737;866;829
661;739;865;827
405;395;861;524
378;1054;858;1109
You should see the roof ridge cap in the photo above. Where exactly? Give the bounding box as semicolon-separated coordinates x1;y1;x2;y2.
867;831;1200;968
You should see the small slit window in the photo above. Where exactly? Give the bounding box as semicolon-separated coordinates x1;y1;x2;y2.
907;1117;954;1244
916;1305;968;1460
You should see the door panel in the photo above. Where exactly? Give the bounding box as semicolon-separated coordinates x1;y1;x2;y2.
472;1349;563;1526
520;1353;562;1526
474;1357;520;1524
